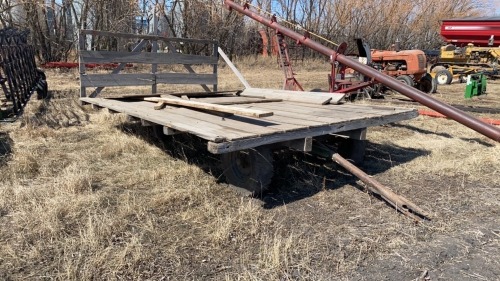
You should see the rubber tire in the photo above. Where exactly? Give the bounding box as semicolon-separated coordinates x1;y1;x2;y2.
337;138;366;165
221;146;274;196
436;69;453;85
430;65;445;73
396;75;415;87
418;74;437;93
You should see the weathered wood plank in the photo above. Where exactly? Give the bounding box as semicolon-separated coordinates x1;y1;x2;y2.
82;98;301;139
144;97;274;118
80;98;252;141
234;102;369;125
79;29;216;44
207;110;419;154
81;74;155;87
78;32;87;97
81;73;217;88
80;97;418;153
240;88;340;105
251;102;398;119
250;88;346;103
155;73;217;85
192;96;282;105
80;51;218;65
89;39;148;98
218;47;251;89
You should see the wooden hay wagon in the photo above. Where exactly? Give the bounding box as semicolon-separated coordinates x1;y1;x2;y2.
78;30;418;196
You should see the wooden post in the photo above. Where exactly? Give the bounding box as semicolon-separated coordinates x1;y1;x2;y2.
212;42;218;91
78;30;87;98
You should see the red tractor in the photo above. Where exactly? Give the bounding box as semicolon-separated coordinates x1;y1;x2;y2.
358;39;437;94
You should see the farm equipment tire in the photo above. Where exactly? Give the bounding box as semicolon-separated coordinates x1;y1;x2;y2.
436;69;453;85
418;73;437;93
430;65;446;73
396;75;414;87
337;138;366;165
221;146;274;196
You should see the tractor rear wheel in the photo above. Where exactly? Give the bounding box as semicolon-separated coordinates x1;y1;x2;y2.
221;146;274;196
436;69;453;85
396;75;414;87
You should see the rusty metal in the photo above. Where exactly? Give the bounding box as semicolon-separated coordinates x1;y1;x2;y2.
310;141;430;220
223;0;500;142
276;32;304;91
331;153;430;220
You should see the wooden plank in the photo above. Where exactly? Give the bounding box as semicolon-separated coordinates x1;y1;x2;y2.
212;43;218;92
151;39;159;94
155;73;217;85
251;102;399;119
80;98;253;141
81;73;217;87
255;88;346;103
79;29;216;45
241;88;345;105
82;98;302;139
144;97;274;118
80;97;418;153
192;96;282;105
78;31;87;98
235;103;359;124
80;51;218;65
218;47;251;89
154;101;166;110
240;88;332;105
182;64;212;92
81;74;155;87
207;110;418;154
88;39;148;98
167;90;240;97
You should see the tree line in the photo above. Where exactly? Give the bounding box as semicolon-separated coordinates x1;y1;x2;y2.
0;0;492;63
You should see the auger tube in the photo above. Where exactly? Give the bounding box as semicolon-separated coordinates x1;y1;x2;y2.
223;0;500;141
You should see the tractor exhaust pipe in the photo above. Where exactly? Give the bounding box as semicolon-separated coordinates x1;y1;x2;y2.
223;0;500;142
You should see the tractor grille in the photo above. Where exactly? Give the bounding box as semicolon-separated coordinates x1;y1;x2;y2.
418;54;425;69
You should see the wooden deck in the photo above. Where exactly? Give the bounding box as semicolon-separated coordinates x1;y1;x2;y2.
81;95;418;154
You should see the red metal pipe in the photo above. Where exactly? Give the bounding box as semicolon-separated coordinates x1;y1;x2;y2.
223;0;500;142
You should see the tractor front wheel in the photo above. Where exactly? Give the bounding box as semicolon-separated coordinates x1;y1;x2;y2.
436;69;453;85
396;75;415;87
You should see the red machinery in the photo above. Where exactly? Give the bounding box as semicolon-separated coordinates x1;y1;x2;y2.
431;17;500;84
223;0;500;141
441;17;500;47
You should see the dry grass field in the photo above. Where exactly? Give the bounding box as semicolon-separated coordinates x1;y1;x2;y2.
0;59;499;280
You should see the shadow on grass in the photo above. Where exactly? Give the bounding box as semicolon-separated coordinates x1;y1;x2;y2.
118;123;430;209
458;137;496;147
19;90;90;128
118;123;221;174
389;123;453;138
261;141;429;209
0;132;13;167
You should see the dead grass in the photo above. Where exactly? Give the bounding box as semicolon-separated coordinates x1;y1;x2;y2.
0;59;498;280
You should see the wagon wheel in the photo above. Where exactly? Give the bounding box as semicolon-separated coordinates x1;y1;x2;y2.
221;146;274;196
337;138;366;165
